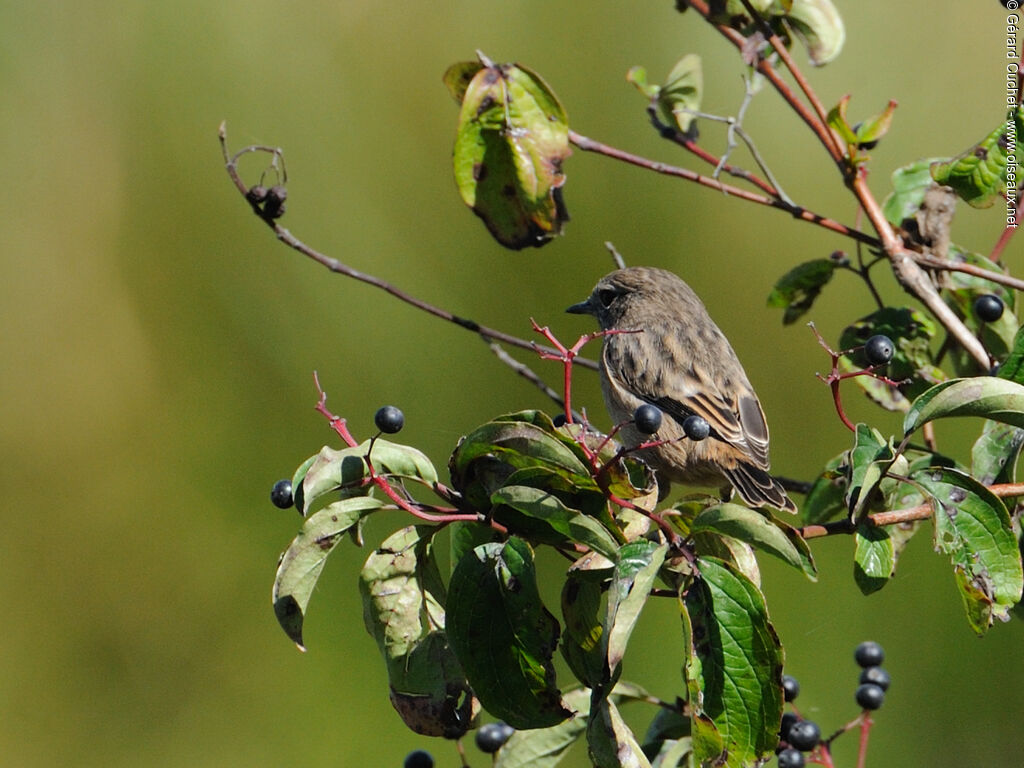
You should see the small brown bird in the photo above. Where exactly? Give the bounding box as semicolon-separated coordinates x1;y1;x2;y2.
567;266;795;512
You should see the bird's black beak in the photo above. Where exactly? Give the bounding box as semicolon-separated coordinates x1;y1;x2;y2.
566;297;594;315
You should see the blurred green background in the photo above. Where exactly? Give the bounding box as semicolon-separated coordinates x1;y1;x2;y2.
3;1;1021;766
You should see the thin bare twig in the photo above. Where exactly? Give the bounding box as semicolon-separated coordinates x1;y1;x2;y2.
218;123;598;371
488;341;582;420
912;252;1024;292
569;129;878;246
649;105;781;198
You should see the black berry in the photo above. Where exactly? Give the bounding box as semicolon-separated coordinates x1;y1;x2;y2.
780;711;798;741
855;682;885;710
553;413;568;428
403;750;434;768
263;185;288;218
246;184;269;204
974;294;1005;323
787;720;820;751
634;404;663;435
374;405;405;434
854;641;885;668
863;334;894;366
475;721;514;753
859;666;891;691
683;414;710;441
782;674;800;702
270;479;294;509
777;747;805;768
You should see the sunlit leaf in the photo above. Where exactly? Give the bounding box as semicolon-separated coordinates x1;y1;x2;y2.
846;424;895;521
853;523;894;595
972;420;1024;486
298;440;438;515
931;108;1023;208
882;158;947;226
912;467;1023;633
691;503;816;580
491;485;620;559
273;496;385;649
785;0;845;65
359;526;479;737
996;325;1024;384
903;377;1024;435
682;557;783;767
606;541;668;671
657;54;702;135
561;557;610;688
448;57;570;249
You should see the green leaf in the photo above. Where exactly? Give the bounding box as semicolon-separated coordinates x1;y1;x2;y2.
903;377;1024;435
648;737;693;768
449;57;570;249
491;485;621;559
854;99;898;146
641;707;691;755
972;420;1024;486
997;325;1024;384
297;440;438;514
359;526;479;737
494;687;592;768
785;0;845;65
683;557;784;767
606;541;668;671
691;503;817;580
826;94;858;147
657;54;702;135
446;538;572;729
289;454;318;515
442;61;483;104
766;258;837;324
931;108;1023;208
882;158;947;225
587;696;651;768
561;560;610;688
846;424;895;521
802;451;849;525
272;496;385;649
853;523;894;595
625;65;658;99
912;467;1024;633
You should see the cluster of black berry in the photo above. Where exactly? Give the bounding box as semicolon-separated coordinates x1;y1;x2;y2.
269;405;405;510
400;721;514;767
776;642;891;766
246;183;288;219
853;640;890;711
776;674;820;768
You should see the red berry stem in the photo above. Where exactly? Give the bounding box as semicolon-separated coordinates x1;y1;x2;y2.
313;371;359;448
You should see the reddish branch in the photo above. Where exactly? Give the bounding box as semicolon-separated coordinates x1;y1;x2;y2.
800;483;1024;540
569;130;879;246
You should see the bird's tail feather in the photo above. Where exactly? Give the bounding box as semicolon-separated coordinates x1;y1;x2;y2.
723;463;797;513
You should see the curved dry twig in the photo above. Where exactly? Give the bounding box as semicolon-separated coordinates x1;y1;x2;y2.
218;122;598;374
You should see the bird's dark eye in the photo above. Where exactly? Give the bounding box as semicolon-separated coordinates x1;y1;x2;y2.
598;288;618;308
